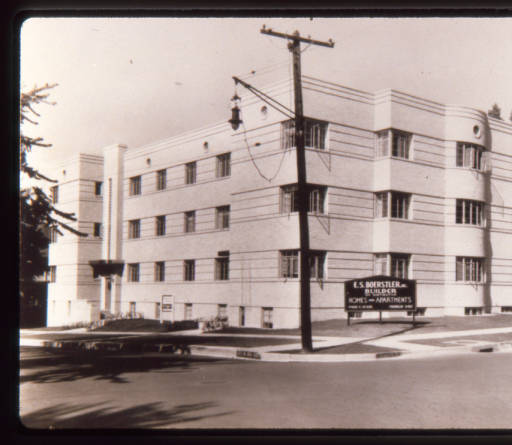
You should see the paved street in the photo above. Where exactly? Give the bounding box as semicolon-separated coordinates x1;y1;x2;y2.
19;347;512;429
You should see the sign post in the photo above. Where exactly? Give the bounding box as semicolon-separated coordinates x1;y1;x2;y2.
344;275;416;324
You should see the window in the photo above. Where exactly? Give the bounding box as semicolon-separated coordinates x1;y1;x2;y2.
215;254;229;280
239;306;246;326
456;142;485;170
465;307;483;316
216;153;231;178
47;266;56;283
375;129;411;159
155;261;165;282
407;307;426;316
374;253;410;278
155;302;161;319
456;257;484;283
128;263;140;282
184;211;196;233
184;260;195;281
129;176;141;196
218;304;227;319
215;205;230;229
50;185;59;204
156;169;166;191
280;185;326;214
262;307;273;329
129;302;136;316
156;215;166;236
93;222;102;237
95;181;103;196
184;303;193;320
310;251;326;280
280;250;299;278
281;118;327;150
456;199;483;226
49;227;58;243
374;191;410;219
185;162;197;184
129;219;140;239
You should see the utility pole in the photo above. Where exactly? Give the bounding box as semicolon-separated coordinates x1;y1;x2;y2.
261;26;334;352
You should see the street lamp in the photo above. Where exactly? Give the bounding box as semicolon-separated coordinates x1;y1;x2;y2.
228;93;242;130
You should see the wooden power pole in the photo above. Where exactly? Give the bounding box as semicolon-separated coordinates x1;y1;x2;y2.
261;26;334;352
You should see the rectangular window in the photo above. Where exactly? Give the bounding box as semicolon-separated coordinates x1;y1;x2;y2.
95;181;103;196
129;219;140;239
218;304;227;319
155;302;161;319
155;261;165;282
262;307;273;329
280;185;326;214
93;222;102;237
455;199;483;226
374;253;410;278
156;215;166;236
50;185;59;204
216;153;231;178
184;303;193;320
281;119;327;150
456;142;484;170
456;257;484;282
374;253;388;275
215;205;230;229
49;227;58;243
129;302;136;316
280;250;299;278
392;131;411;159
308;187;326;214
375;192;388;218
184;260;195;281
375;191;410;219
215;255;229;280
156;169;166;191
129;176;141;196
185;162;197;184
128;263;140;282
239;306;246;327
184;211;196;233
47;266;56;283
281;185;298;213
376;131;389;157
310;251;326;280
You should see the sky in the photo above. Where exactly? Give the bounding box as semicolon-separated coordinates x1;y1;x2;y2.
20;16;512;174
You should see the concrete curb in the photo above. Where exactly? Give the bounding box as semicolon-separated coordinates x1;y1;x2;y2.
20;337;512;363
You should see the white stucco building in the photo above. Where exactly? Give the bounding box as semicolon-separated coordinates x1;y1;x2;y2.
46;76;512;328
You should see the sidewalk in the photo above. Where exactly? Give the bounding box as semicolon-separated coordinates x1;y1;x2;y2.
19;315;512;363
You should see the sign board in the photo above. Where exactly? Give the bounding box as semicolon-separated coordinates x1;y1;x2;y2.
344;275;416;312
161;295;173;312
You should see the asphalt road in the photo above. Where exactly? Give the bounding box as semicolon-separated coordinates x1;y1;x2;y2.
18;347;512;429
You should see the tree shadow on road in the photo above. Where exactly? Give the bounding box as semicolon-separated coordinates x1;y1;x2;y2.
20;400;234;429
20;350;234;384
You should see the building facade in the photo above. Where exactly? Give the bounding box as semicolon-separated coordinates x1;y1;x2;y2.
46;77;512;328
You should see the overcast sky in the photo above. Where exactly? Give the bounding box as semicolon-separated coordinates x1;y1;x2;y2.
20;16;512;172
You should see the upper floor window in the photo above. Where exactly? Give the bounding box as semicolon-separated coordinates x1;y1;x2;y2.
456;199;484;226
128;263;140;282
215;252;229;280
280;184;326;214
93;222;102;237
129;176;141;196
184;211;196;233
310;251;326;280
156;169;166;191
184;260;195;281
456;257;484;283
156;215;166;236
216;153;231;178
95;181;103;196
50;185;59;204
456;142;485;170
374;253;410;279
129;219;140;239
280;250;299;278
215;205;230;230
376;129;411;159
375;191;410;219
281;118;327;150
47;265;56;283
49;227;58;243
154;261;165;282
185;162;197;184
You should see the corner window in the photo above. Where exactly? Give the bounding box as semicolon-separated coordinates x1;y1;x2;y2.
129;219;140;239
154;261;165;282
215;205;230;230
95;181;103;196
185;162;197;184
50;185;59;204
456;142;485;170
375;129;411;159
129;176;141;196
310;251;326;280
280;250;299;278
375;191;410;219
156;215;166;236
456;257;484;283
156;169;166;191
280;184;326;214
455;200;483;226
184;211;196;233
281;118;327;150
184;260;195;281
128;263;140;282
216;153;231;178
374;253;410;279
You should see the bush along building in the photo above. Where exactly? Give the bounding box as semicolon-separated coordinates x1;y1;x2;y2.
46;76;512;328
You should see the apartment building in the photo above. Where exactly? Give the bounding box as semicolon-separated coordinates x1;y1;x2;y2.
46;76;512;328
